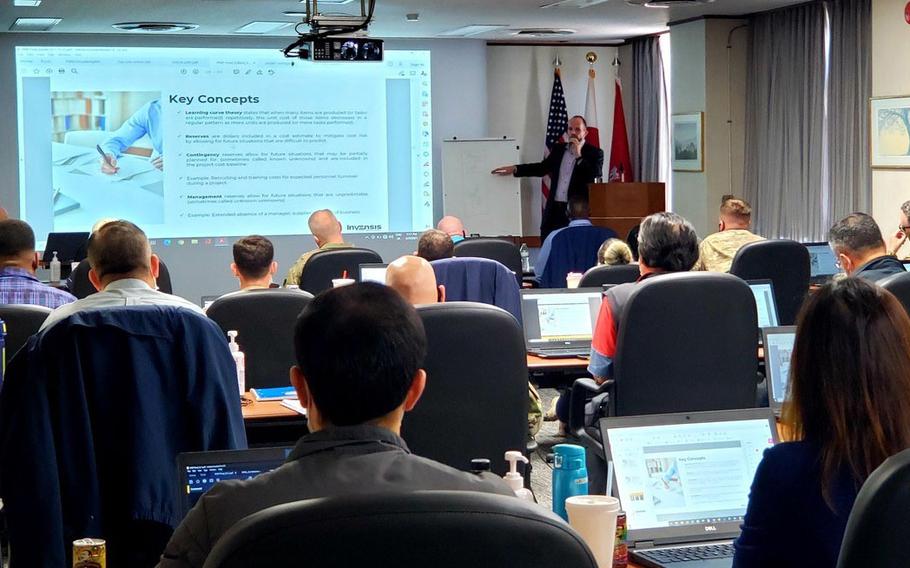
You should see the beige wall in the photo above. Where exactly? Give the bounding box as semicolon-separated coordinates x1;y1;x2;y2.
871;0;910;235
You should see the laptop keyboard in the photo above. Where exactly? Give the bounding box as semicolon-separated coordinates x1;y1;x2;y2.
529;349;588;357
635;543;734;565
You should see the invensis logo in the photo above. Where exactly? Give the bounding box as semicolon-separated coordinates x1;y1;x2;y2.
347;224;383;231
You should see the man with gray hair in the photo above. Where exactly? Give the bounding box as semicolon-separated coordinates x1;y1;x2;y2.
887;200;910;259
829;212;905;283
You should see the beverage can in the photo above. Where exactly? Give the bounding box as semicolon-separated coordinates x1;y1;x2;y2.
613;511;628;568
73;538;106;568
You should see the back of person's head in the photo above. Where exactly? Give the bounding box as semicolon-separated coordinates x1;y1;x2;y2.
91;217;117;234
637;212;698;272
308;209;343;243
436;215;465;238
294;283;427;426
0;219;36;262
233;235;274;279
719;195;753;228
597;238;633;266
386;255;443;305
87;220;151;280
567;196;591;220
901;200;910;220
626;224;640;261
828;212;885;255
416;229;453;262
784;278;910;505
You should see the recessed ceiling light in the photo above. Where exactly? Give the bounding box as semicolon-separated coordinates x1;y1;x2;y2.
234;21;293;34
406;13;420;22
9;17;60;31
438;24;507;37
540;0;609;7
112;22;199;32
13;0;42;7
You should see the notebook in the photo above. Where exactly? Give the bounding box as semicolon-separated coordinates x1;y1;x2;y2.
359;263;389;284
761;326;796;416
176;447;293;519
746;280;779;329
520;288;603;358
803;242;841;284
600;408;778;568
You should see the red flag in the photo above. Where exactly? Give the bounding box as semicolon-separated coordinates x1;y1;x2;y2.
541;68;569;205
584;68;600;150
608;77;633;182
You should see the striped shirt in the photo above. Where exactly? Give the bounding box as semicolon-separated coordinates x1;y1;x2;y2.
0;267;76;309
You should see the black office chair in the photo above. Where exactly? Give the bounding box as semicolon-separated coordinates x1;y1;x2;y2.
578;264;640;288
403;303;527;476
69;258;174;299
729;239;810;325
453;238;522;284
879;271;910;316
203;491;597;568
837;448;910;568
297;248;382;295
569;272;758;491
206;289;314;391
0;304;52;360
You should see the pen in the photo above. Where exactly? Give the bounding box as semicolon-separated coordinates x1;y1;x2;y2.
95;145;114;168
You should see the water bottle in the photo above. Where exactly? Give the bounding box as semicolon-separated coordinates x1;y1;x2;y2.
227;330;245;397
519;243;531;273
49;251;61;283
552;443;588;521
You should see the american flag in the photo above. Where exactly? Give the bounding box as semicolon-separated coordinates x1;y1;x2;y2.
542;68;569;203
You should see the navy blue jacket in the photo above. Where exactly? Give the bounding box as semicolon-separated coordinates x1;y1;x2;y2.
733;441;858;568
0;306;247;567
539;224;618;288
853;255;906;283
430;257;522;323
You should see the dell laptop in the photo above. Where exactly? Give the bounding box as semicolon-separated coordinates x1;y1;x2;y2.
761;326;796;416
803;242;842;284
601;408;778;568
359;263;389;285
520;288;603;358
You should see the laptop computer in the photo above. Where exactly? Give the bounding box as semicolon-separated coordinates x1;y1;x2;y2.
359;263;389;284
520;287;603;358
761;326;796;416
42;231;90;264
746;279;779;329
902;261;910;272
600;408;778;568
176;447;293;520
803;242;842;284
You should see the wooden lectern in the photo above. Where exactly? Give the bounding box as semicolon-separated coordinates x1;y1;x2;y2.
588;182;666;238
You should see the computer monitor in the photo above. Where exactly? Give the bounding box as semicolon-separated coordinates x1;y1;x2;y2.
519;288;603;352
41;232;90;264
762;326;796;415
746;279;779;328
359;263;389;284
803;242;841;283
902;260;910;272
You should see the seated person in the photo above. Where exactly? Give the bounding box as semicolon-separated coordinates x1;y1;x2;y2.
230;235;278;291
828;212;905;283
437;215;466;243
0;219;76;308
158;283;513;567
733;278;910;566
416;229;454;262
65;217;117;294
597;238;633;266
285;209;352;286
886;199;910;259
386;255;445;304
695;195;764;272
41;220;202;330
536;196;617;287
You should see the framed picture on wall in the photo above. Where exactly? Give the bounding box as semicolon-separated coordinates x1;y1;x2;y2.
672;113;704;172
870;95;910;169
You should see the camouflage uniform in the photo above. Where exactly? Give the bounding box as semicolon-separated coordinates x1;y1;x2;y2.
284;242;353;286
694;229;764;273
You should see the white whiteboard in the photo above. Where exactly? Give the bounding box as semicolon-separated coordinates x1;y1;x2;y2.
442;138;522;236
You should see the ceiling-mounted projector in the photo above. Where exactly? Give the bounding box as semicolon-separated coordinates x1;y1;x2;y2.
283;0;378;58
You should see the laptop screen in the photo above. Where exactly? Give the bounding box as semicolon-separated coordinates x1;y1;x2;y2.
42;231;90;263
747;280;779;328
763;326;796;409
520;288;602;349
804;243;840;279
602;410;776;542
359;263;389;284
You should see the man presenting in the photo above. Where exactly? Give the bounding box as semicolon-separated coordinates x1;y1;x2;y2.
492;116;603;239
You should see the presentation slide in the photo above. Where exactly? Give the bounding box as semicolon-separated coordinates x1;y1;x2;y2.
14;46;433;247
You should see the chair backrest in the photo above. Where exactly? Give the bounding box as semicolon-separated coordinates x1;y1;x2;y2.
729;239;810;325
837;448;910;568
879;271;910;316
403;303;527;475
430;257;522;323
578;263;640;288
203;491;597;568
0;304;52;360
539;225;618;288
453;237;522;283
298;248;382;295
613;272;758;416
206;289;314;390
69;258;174;299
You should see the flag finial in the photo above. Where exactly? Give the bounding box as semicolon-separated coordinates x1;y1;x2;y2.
586;51;597;64
553;54;562;67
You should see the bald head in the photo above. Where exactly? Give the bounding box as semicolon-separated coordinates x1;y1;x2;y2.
386;255;444;305
308;209;344;246
436;216;465;238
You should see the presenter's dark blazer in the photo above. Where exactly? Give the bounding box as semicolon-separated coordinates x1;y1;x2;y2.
514;142;604;239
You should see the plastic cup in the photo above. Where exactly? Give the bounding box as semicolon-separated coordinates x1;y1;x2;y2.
565;495;621;568
566;272;584;289
332;278;355;288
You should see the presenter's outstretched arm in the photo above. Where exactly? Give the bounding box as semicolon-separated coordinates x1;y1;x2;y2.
491;165;517;176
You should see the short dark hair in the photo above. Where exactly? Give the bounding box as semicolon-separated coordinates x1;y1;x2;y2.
294;283;427;426
416;229;454;262
87;220;151;279
233;235;274;279
637;212;699;272
720;195;753;222
828;213;884;254
567;195;590;220
0;220;35;259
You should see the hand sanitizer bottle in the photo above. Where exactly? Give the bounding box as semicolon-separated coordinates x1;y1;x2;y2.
503;451;535;502
227;330;245;397
49;251;61;283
